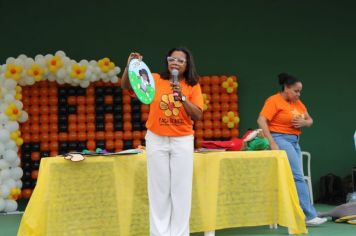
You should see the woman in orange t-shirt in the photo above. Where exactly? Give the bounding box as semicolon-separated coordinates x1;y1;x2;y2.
121;47;203;236
257;73;327;226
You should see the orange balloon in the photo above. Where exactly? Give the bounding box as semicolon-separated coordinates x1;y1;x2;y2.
211;93;220;102
203;120;213;130
106;140;114;150
105;114;114;123
31;170;38;179
222;128;231;138
21;188;33;199
22;133;31;142
40;114;49;124
213;129;222;138
114;131;123;140
68;132;77;141
141;112;149;122
230;128;239;138
77;96;86;105
86;96;95;105
40;133;49;142
50;142;58;151
221;103;230;111
50;150;58;156
123;94;131;104
77;132;87;141
95;131;105;140
141;104;150;113
58;132;68;141
49;106;58;114
194;120;203;130
67;96;76;105
123;104;132;113
86;87;94;96
77;114;86;124
50;132;58;141
105;131;114;140
220;93;230;103
87;123;95;132
132;131;141;140
114;140;123;151
87;131;95;140
68;123;77;133
141;130;147;139
77;105;86;114
30;106;40;116
40;124;49;133
201;85;211;94
203;111;212;121
133;139;141;148
212;102;221;111
105;95;113;104
87;140;96;151
195;138;203;148
123;131;132;140
49;123;58;133
30;133;40;143
203;129;213;139
31;152;40;161
195;129;203;139
123;113;132;122
30;115;40;125
86;114;95;123
86;105;95;114
123;122;132;131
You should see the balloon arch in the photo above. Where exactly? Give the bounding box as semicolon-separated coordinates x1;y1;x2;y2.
0;51;239;212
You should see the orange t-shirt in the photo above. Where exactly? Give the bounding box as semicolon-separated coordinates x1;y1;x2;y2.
146;73;204;136
259;93;307;135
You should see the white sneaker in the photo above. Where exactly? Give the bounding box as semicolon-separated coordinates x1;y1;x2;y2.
306;217;327;226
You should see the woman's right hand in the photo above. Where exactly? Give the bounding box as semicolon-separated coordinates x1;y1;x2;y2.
269;141;279;150
127;52;143;66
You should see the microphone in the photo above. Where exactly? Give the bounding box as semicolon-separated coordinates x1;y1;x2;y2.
171;69;180;101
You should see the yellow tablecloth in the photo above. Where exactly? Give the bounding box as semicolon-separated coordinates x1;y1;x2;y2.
18;151;307;236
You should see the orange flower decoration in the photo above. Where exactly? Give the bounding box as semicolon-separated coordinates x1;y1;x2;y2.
47;55;63;73
159;94;182;116
202;93;210;111
222;111;240;129
5;103;22;121
222;77;238;93
70;64;87;80
98;57;115;73
27;64;44;81
5;64;23;81
8;187;22;200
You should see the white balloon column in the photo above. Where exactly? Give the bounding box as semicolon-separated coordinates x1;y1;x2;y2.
0;51;121;212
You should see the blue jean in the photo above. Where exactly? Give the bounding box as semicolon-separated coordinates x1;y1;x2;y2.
271;133;317;220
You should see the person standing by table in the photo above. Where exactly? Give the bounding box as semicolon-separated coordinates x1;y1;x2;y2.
121;47;204;236
257;73;327;226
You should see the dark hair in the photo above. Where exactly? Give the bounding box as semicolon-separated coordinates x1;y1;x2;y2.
161;47;200;86
278;73;300;91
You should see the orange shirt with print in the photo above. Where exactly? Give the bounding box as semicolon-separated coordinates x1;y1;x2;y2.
146;73;204;136
259;93;307;135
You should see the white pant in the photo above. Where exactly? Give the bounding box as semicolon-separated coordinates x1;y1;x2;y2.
145;130;194;236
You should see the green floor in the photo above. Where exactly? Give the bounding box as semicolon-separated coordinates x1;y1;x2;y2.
1;203;355;236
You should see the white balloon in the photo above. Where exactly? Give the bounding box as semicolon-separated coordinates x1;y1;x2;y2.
56;50;66;57
14;100;23;110
18;110;28;123
5;57;16;64
0;198;5;211
110;76;119;83
4;199;17;212
44;54;53;60
0;114;9;125
15;180;22;189
18;54;27;60
89;60;97;66
10;167;23;179
3;150;17;163
4;93;15;103
4;121;19;132
80;60;89;65
5;141;17;150
9;157;20;168
0;129;10;142
79;80;90;88
0;159;9;170
3;79;17;90
4;179;16;189
56;68;66;79
0;169;11;180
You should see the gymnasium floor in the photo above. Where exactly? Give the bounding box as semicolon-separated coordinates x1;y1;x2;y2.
1;203;355;236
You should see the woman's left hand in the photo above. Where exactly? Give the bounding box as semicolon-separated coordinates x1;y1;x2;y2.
291;117;307;128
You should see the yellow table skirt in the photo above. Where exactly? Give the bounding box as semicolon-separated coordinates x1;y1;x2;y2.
18;150;307;235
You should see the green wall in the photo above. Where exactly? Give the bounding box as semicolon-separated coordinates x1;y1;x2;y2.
1;0;356;198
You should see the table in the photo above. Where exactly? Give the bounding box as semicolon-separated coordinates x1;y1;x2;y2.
18;151;307;235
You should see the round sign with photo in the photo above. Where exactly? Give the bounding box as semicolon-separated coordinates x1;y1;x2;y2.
128;59;155;104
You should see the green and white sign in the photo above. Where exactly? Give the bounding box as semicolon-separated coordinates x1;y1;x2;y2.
128;59;155;104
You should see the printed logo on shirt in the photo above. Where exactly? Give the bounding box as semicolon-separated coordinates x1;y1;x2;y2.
291;109;305;119
158;94;184;126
